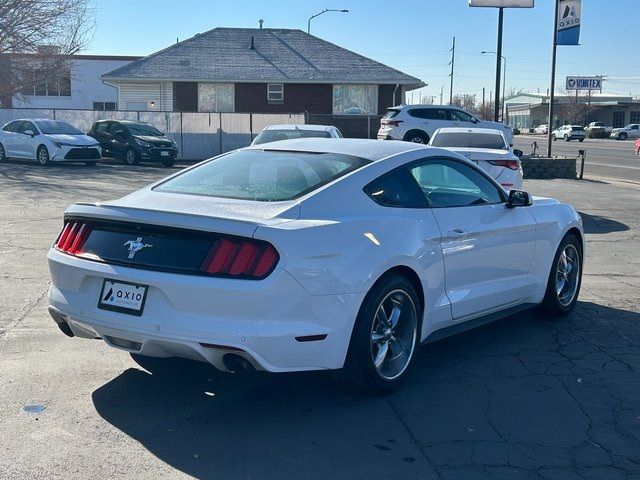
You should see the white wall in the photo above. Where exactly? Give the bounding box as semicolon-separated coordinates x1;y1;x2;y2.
12;58;134;109
116;81;173;111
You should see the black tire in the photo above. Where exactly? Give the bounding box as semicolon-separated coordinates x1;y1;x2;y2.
84;161;97;167
124;148;139;165
403;130;429;144
339;274;421;393
162;160;175;168
618;132;627;140
578;138;584;142
37;145;50;166
0;143;6;162
541;233;583;317
552;134;556;141
564;135;570;142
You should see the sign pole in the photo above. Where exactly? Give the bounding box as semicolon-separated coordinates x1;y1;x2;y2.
494;7;504;122
547;0;560;158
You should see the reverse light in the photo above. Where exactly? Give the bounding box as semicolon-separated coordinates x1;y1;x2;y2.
199;238;279;279
488;159;520;170
55;220;92;255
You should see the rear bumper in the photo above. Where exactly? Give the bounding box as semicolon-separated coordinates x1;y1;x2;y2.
47;248;363;372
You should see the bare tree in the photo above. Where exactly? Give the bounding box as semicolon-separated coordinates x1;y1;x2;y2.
0;0;95;106
475;100;496;121
558;90;595;125
505;87;525;100
451;94;477;113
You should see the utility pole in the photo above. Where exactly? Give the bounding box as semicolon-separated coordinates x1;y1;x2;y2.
547;0;560;158
494;7;504;122
482;87;486;109
440;86;444;105
449;36;455;105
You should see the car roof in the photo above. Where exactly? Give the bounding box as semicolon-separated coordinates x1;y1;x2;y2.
263;124;334;131
389;104;455;110
246;138;429;161
7;118;57;123
434;127;503;135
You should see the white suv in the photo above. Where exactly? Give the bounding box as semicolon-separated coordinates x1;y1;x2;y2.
377;105;513;145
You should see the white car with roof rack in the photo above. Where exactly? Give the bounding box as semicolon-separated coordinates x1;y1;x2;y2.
0;118;101;166
377;105;513;146
47;138;583;393
429;127;524;190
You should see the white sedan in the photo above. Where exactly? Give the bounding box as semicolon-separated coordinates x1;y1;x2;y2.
252;124;342;145
534;124;548;135
0;118;101;166
429;127;524;190
47;139;584;392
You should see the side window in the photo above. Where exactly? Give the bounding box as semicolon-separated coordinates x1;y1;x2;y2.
2;121;17;132
364;169;427;208
409;108;446;120
22;121;37;134
410;158;505;208
449;109;473;122
408;108;427;119
94;123;109;134
107;122;121;135
12;121;26;134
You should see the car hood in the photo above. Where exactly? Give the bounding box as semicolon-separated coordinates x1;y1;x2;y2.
45;134;99;146
445;147;516;160
133;135;174;145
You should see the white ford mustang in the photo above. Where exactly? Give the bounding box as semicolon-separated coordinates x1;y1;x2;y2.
47;139;584;392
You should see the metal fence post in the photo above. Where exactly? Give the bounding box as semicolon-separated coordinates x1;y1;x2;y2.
219;112;223;154
367;115;371;139
249;113;253;142
53;109;56;120
137;111;140;121
179;113;184;159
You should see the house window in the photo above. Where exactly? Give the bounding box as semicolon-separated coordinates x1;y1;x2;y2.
93;102;116;111
198;83;235;112
333;85;378;115
630;112;640;124
23;68;71;97
267;83;284;104
613;112;625;128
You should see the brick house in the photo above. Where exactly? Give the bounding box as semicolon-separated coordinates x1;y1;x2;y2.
101;28;424;115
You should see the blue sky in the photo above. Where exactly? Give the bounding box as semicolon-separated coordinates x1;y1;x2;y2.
88;0;639;101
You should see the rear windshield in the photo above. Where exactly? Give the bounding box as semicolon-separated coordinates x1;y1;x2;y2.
253;129;331;145
36;120;82;135
154;150;369;201
571;126;584;131
430;132;507;150
382;109;401;120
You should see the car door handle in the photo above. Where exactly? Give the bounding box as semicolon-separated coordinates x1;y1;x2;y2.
447;228;469;240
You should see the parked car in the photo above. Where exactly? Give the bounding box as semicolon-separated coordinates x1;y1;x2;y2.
533;124;548;135
252;124;342;145
0;118;101;166
429;127;523;190
377;105;514;146
88;120;178;167
584;122;611;138
47;139;584;393
552;125;586;142
635;138;640;156
610;124;640;140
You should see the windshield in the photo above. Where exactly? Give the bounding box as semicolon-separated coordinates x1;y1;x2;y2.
36;120;83;135
253;128;332;145
154;150;369;201
125;123;163;136
430;132;507;150
571;126;584;131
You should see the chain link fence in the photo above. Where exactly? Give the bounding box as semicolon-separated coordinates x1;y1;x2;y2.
0;108;305;160
305;113;383;139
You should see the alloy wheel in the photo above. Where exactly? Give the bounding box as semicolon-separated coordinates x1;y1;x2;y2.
38;146;49;165
0;144;5;161
370;289;417;380
555;244;581;307
126;149;136;165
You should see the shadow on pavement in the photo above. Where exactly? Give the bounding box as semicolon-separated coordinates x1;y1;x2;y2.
579;211;629;234
91;301;640;479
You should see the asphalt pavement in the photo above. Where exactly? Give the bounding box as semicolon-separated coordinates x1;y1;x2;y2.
514;135;640;183
0;160;639;480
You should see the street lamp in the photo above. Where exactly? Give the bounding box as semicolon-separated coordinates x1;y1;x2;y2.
482;50;507;123
307;9;349;34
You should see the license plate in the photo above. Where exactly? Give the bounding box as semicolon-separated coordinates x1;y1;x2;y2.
160;150;169;157
98;279;148;316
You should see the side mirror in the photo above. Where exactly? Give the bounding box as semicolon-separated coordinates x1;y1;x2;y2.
513;148;523;157
507;190;532;208
472;117;479;124
115;130;126;139
24;129;36;137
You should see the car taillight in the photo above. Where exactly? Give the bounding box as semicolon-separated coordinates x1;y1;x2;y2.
55;220;92;255
382;119;403;127
488;159;520;170
199;238;279;279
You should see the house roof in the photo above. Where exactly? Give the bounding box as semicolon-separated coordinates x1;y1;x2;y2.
102;28;424;89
